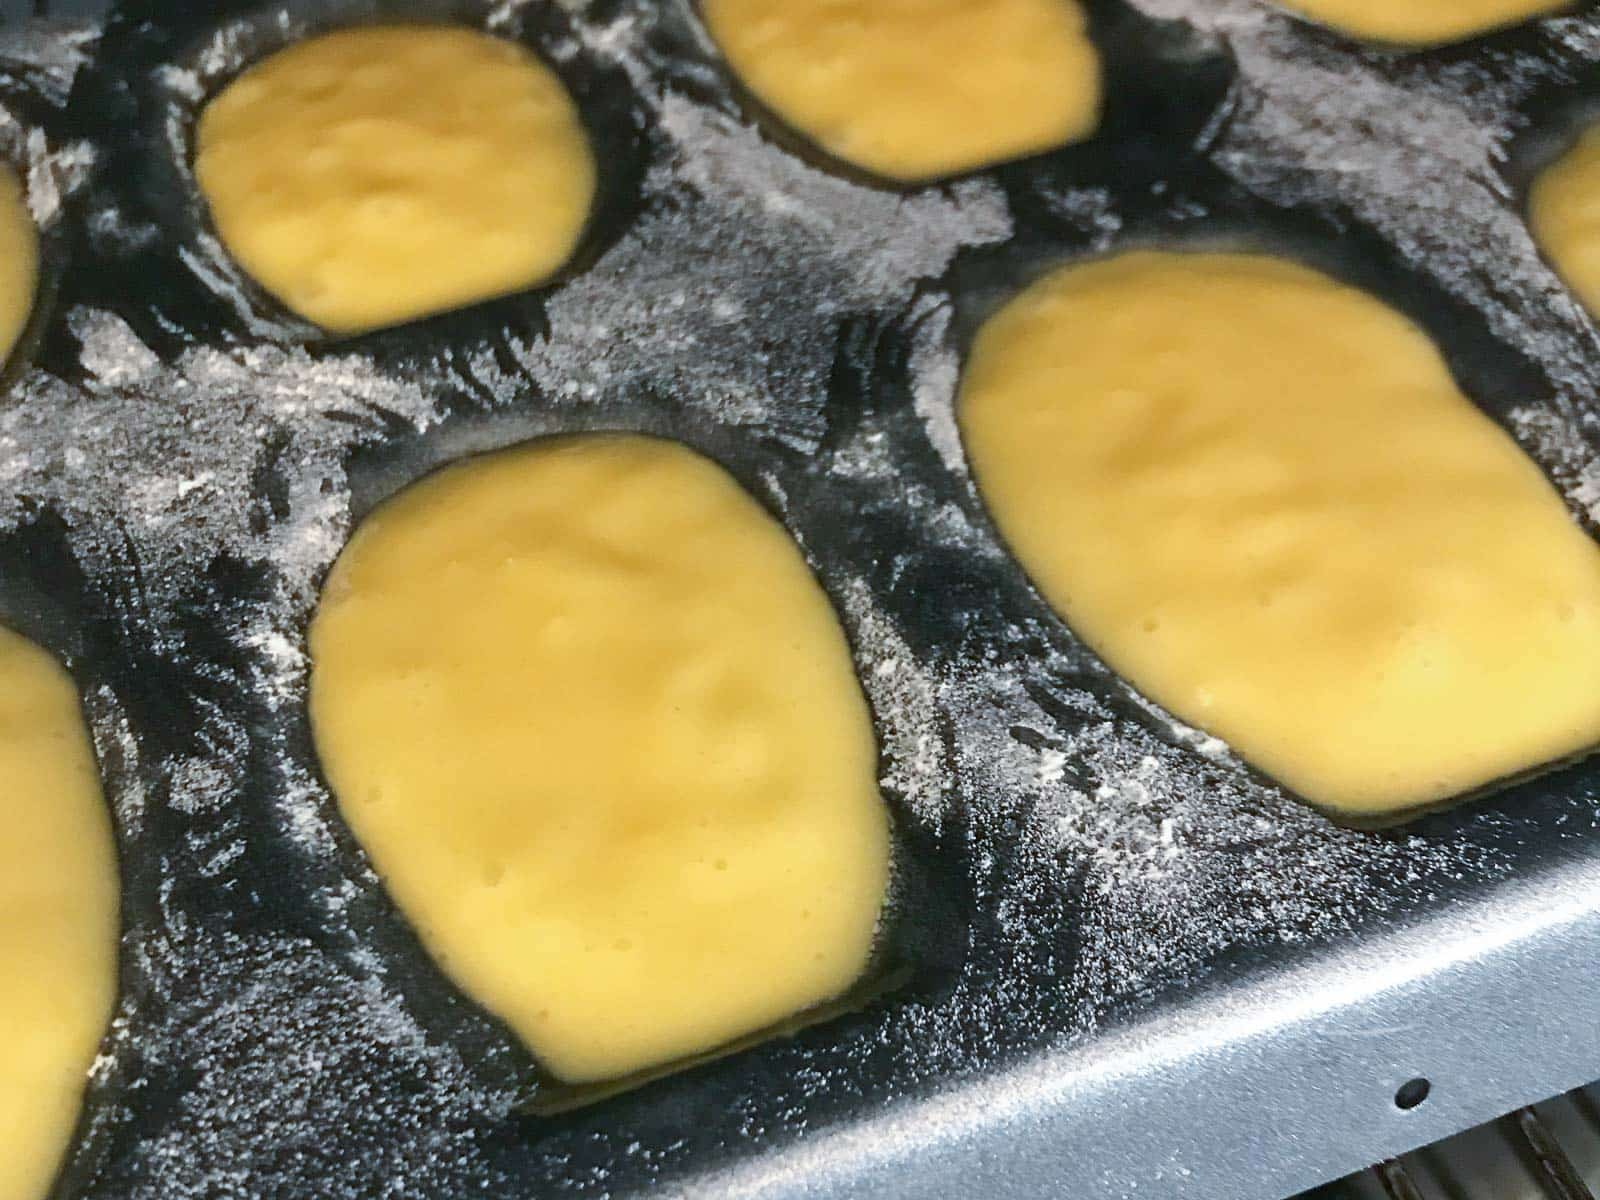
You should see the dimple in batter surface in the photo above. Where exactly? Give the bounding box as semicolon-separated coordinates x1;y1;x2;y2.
194;25;596;335
0;627;118;1200
701;0;1101;184
308;434;890;1085
959;250;1600;818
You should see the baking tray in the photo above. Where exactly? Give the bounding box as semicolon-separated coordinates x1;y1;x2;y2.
1;0;1599;1197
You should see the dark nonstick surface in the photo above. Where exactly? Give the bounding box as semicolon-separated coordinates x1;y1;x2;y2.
0;1;1598;1197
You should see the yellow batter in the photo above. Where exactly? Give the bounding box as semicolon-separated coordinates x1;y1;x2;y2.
194;25;596;334
701;0;1100;183
1272;0;1568;45
0;628;118;1200
959;251;1600;817
0;166;37;369
1529;123;1600;321
309;434;889;1083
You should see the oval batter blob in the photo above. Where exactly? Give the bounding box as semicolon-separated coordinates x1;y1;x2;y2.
0;628;118;1200
194;25;596;335
309;434;890;1084
0;164;37;370
1529;122;1600;320
1271;0;1568;45
701;0;1101;183
959;250;1600;818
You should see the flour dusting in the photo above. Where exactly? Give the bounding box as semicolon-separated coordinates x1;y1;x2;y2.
0;1;1592;1195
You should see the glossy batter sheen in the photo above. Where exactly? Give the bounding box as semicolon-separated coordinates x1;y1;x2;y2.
0;166;37;369
194;25;596;334
1272;0;1568;45
701;0;1100;183
0;628;118;1200
959;251;1600;817
309;435;889;1083
1529;123;1600;320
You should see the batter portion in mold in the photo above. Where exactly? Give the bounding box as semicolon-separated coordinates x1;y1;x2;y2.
701;0;1100;183
0;628;118;1200
1272;0;1568;45
308;434;889;1084
1529;123;1600;320
0;166;37;369
194;25;596;335
959;250;1600;818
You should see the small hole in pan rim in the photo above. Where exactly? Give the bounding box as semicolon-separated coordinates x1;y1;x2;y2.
1395;1076;1431;1110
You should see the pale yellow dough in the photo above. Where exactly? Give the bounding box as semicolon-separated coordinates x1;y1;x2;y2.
195;25;596;334
1529;124;1600;320
701;0;1101;183
1272;0;1568;45
309;435;890;1083
0;628;118;1200
0;166;37;369
959;251;1600;817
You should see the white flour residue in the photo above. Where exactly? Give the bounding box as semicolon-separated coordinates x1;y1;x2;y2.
1578;463;1600;523
941;645;1508;1025
906;297;967;478
0;19;98;102
166;756;235;816
86;689;148;839
0;1;1585;1193
841;577;947;831
1508;404;1600;524
109;932;516;1198
0;310;442;613
0;20;95;224
1043;754;1184;884
0;105;93;232
74;309;162;388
